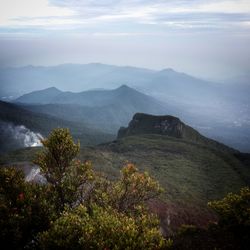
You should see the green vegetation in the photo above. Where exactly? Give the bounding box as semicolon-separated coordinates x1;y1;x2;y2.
78;134;250;204
0;167;53;249
172;187;250;249
0;128;165;249
1;128;249;249
2;132;249;234
39;204;165;250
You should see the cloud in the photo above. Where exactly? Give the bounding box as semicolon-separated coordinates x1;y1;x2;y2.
0;0;250;33
0;0;76;28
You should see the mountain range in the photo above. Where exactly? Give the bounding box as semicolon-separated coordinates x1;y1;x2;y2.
0;63;249;152
15;85;174;133
1;63;248;104
13;82;250;152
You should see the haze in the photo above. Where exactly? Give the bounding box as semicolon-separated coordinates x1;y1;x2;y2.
0;0;250;80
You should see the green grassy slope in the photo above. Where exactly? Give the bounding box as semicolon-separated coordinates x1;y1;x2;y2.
79;135;250;204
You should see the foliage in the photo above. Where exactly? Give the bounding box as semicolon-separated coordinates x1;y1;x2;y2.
0;167;52;249
172;187;250;250
39;204;166;250
34;128;94;212
208;186;250;228
111;163;163;212
33;128;164;249
208;186;250;248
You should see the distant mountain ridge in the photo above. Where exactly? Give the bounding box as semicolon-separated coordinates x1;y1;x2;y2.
0;63;215;99
16;85;162;107
16;87;62;104
15;86;174;133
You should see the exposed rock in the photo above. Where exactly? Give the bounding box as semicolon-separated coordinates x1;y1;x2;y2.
117;113;236;153
118;113;200;140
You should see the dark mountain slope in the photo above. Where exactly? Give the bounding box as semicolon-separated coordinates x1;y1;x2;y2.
0;101;114;152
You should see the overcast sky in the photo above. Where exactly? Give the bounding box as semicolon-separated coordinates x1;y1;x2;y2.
0;0;250;80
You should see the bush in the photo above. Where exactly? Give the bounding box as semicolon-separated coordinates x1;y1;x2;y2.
0;168;52;249
39;204;165;250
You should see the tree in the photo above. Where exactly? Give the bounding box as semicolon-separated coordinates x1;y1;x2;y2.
34;129;166;249
39;204;166;250
34;128;93;212
111;163;163;213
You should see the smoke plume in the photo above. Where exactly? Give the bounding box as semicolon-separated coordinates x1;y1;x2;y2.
0;121;43;152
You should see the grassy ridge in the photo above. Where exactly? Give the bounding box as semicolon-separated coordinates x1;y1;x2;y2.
79;135;250;204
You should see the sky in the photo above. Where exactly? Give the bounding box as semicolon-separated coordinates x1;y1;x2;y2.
0;0;250;80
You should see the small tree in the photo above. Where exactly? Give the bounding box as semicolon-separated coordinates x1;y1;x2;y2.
112;163;163;213
34;128;93;212
89;163;163;214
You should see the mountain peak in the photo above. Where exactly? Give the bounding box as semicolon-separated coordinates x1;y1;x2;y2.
44;87;61;92
117;113;185;139
15;87;62;104
159;68;176;74
114;85;134;93
117;113;234;152
117;84;130;90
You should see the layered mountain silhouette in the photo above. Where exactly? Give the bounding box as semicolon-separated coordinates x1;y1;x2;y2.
15;87;63;104
15;85;175;133
1;63;248;152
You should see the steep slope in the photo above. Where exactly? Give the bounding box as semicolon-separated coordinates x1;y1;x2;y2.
0;101;114;152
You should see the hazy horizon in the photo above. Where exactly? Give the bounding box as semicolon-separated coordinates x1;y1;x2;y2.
1;0;250;81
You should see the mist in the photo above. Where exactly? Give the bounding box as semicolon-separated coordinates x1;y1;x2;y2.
0;121;43;152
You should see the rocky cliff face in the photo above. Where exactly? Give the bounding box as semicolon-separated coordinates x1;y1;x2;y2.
117;113;236;153
118;113;198;139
